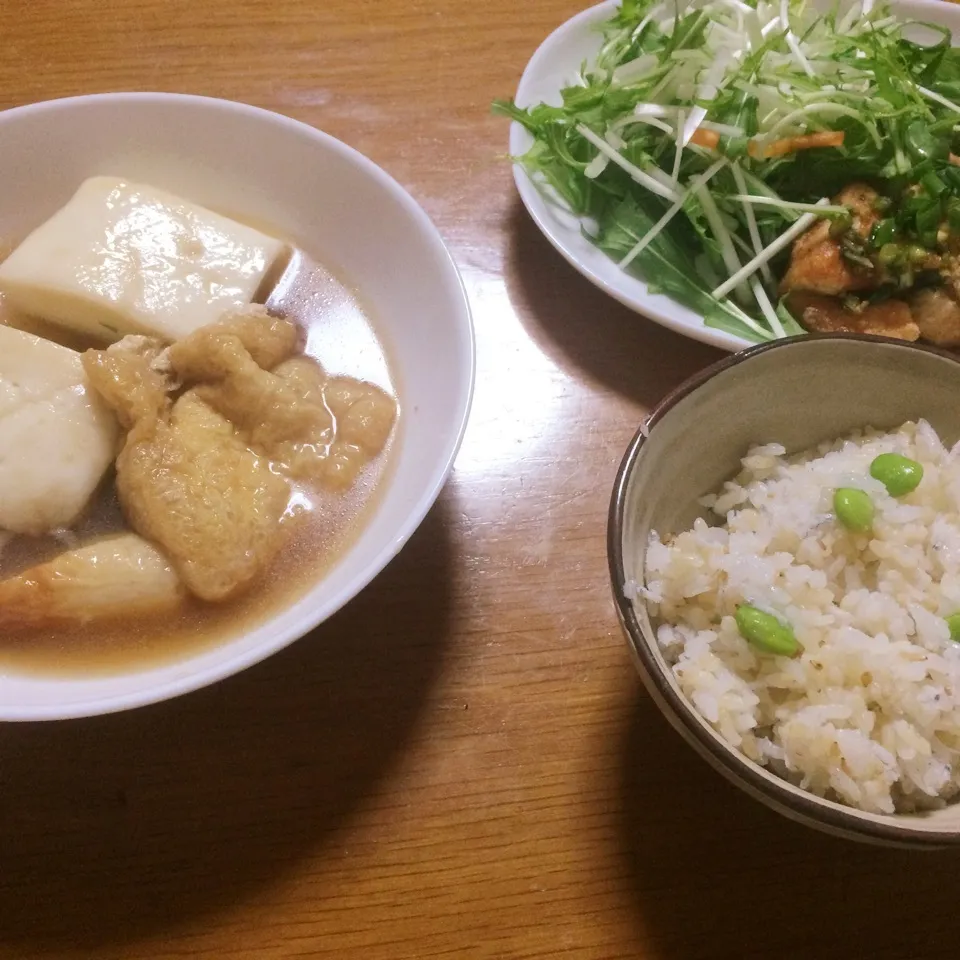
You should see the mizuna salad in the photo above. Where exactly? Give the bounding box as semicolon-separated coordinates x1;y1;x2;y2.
495;0;960;345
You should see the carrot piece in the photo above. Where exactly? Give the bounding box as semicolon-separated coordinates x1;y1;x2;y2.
689;127;720;149
687;127;844;159
750;130;845;159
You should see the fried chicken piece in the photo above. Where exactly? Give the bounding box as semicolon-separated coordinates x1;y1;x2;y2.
83;345;291;602
787;292;920;341
909;287;960;346
0;533;184;628
938;256;960;302
780;183;881;296
836;183;882;232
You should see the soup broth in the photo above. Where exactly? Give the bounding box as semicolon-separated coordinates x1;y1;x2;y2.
0;254;398;675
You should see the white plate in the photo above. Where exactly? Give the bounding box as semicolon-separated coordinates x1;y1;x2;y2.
0;93;475;720
508;0;960;352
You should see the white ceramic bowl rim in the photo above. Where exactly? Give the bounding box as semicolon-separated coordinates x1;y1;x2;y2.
0;92;475;721
608;333;960;847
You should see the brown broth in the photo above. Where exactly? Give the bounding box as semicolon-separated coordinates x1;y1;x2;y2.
0;255;399;675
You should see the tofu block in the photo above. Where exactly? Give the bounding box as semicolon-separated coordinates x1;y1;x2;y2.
0;176;289;343
0;325;118;535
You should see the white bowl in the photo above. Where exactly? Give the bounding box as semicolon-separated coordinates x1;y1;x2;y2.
508;0;960;352
0;93;474;721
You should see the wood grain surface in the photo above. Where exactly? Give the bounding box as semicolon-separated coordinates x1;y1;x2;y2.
0;1;957;958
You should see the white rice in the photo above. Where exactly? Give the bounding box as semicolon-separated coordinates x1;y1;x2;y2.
638;420;960;815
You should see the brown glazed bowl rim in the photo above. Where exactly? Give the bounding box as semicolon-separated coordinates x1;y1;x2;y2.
608;332;960;848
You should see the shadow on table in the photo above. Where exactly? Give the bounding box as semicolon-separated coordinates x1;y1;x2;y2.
503;199;723;410
617;686;960;960
0;495;456;952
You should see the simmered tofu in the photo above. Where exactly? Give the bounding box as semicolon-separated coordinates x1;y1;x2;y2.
0;326;118;535
0;176;289;343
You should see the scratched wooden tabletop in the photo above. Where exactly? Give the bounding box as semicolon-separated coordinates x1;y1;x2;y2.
0;1;957;958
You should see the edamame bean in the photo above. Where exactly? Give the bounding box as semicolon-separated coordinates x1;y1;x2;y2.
947;614;960;643
869;452;923;497
735;604;800;657
834;487;874;533
877;243;902;267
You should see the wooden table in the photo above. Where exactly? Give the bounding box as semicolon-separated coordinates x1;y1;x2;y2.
0;1;957;958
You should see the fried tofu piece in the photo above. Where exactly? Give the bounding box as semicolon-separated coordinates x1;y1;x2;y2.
780;183;881;296
167;317;395;489
325;376;398;454
167;306;301;375
165;310;327;451
166;309;396;485
117;391;289;602
81;337;172;428
164;309;328;457
83;308;397;598
83;344;291;602
264;366;397;489
273;355;327;405
116;392;290;601
787;292;920;341
262;357;338;482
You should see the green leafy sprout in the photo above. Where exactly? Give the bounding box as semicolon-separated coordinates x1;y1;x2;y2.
494;0;960;343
